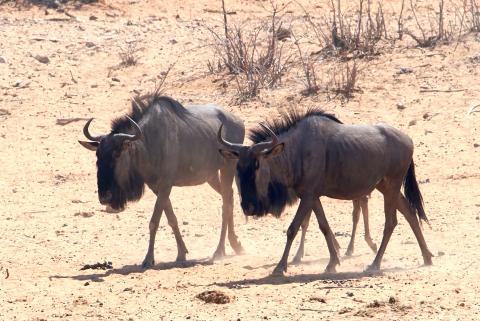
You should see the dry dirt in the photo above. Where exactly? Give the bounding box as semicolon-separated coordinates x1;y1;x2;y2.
1;1;480;320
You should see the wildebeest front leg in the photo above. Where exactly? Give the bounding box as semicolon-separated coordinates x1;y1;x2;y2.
345;199;362;256
163;198;189;262
312;199;340;273
142;186;172;268
272;198;313;276
360;196;377;253
292;210;312;264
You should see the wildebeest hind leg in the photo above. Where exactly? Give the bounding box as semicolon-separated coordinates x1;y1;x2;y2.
292;210;312;264
368;183;399;271
212;167;243;259
164;198;188;262
360;196;377;253
142;187;172;268
397;194;433;265
312;199;340;273
272;198;313;276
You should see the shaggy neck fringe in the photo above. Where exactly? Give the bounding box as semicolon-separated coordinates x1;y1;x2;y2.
111;94;190;134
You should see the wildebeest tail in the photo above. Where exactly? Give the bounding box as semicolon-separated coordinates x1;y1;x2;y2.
403;160;429;223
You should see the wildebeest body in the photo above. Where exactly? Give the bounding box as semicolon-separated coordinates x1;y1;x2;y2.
80;94;245;267
219;108;432;274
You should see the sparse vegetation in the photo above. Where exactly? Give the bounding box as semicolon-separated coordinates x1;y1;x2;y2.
327;60;362;99
207;0;293;102
118;43;139;68
300;0;388;59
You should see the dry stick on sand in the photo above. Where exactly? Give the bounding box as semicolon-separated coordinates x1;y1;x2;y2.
467;104;480;115
419;88;465;93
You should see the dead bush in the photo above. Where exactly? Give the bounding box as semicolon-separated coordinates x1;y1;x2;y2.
293;34;319;96
118;43;139;68
300;0;388;59
327;60;362;99
404;0;479;48
207;0;293;101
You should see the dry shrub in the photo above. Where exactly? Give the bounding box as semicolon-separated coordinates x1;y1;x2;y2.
207;0;293;102
118;43;139;68
301;0;388;59
327;60;362;99
404;0;480;48
293;34;319;96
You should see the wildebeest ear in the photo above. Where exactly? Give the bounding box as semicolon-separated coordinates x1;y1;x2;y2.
219;149;239;159
263;143;284;158
78;140;99;151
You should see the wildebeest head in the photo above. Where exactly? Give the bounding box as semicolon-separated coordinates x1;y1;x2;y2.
218;124;289;217
78;110;145;211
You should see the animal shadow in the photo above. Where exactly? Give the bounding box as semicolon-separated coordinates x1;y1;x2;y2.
50;257;212;282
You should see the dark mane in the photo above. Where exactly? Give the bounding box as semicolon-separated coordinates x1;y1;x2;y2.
249;107;342;143
111;93;190;134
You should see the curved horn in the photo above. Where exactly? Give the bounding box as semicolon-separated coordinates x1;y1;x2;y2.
113;116;143;142
217;124;244;151
83;118;103;142
251;123;279;154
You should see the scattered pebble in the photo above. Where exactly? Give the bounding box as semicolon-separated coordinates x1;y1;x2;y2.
33;55;50;64
0;56;6;64
196;290;231;304
438;251;445;256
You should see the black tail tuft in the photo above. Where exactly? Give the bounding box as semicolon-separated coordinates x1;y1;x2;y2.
403;160;429;223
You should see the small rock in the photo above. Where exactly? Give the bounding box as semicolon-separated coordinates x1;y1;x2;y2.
89;15;98;21
91;84;98;88
85;42;96;48
84;282;90;286
438;251;445;256
33;55;50;64
476;216;479;220
397;67;413;74
0;56;6;64
396;102;406;110
474;143;479;148
408;120;417;126
346;292;354;297
13;80;22;87
111;77;120;82
169;39;178;44
389;296;396;304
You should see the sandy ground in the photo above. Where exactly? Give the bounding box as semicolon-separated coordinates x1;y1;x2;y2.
1;0;480;320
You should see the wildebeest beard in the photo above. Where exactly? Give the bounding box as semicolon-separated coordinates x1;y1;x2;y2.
97;152;145;211
237;163;297;217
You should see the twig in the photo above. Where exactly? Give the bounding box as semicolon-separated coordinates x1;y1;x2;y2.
5;268;9;279
467;104;480;115
56;117;90;126
204;8;237;14
69;70;78;84
419;88;465;93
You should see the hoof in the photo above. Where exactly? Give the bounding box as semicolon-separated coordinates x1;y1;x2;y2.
176;254;187;262
423;257;433;266
232;244;245;255
366;264;380;272
271;266;286;277
324;264;337;273
291;255;302;265
211;248;226;261
142;257;155;269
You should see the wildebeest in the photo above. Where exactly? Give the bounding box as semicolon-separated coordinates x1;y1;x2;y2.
293;195;376;264
218;108;433;275
79;93;245;267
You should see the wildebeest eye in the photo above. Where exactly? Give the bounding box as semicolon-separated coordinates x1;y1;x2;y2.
255;159;260;170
